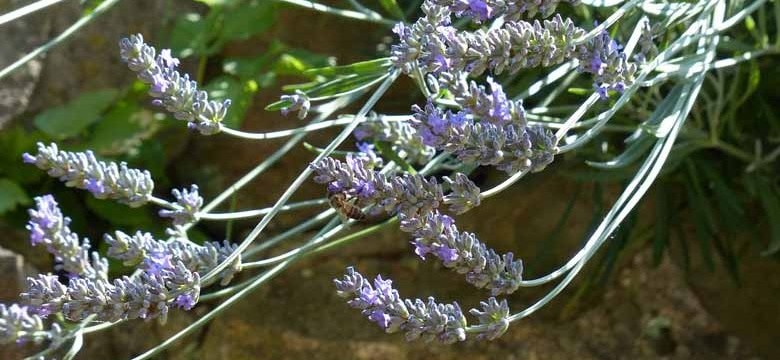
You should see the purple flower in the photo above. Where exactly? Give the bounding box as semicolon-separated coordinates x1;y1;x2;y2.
412;239;433;259
369;309;392;329
21;153;36;164
403;211;525;296
119;34;230;135
104;230;242;286
279;91;310;120
85;178;106;196
159;49;180;69
411;85;556;174
175;294;197;310
311;156;444;217
144;250;174;275
468;0;492;21
0;303;60;345
487;77;511;124
159;185;203;226
595;83;609;100
589;54;604;75
21;262;200;322
24;142;154;207
26;195;107;280
334;267;468;343
434;245;459;264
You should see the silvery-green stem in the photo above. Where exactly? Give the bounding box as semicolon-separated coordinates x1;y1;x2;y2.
0;0;121;80
273;0;396;25
199;70;400;285
0;0;66;26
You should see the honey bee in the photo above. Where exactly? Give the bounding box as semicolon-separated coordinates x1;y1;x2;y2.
328;190;366;221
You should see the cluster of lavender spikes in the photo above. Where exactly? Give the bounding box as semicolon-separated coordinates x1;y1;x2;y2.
27;195;108;280
23;142;154;207
19;196;203;322
104;230;241;286
354;114;436;165
313;156;524;296
391;3;636;96
0;304;61;345
334;267;512;342
433;0;579;22
119;34;230;135
159;185;204;226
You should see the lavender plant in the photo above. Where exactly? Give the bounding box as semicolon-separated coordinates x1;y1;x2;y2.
1;0;778;357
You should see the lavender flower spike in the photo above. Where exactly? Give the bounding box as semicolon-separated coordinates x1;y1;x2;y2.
434;0;579;22
21;260;200;322
104;230;241;286
27;195;108;280
401;210;524;296
0;303;62;345
159;185;203;226
412;100;556;174
311;155;444;217
23;142;154;207
119;33;231;135
334;267;467;343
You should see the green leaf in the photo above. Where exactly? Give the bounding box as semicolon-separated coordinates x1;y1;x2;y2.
684;161;715;270
285;73;385;99
86;101;156;155
33;89;118;139
303;58;392;77
0;178;31;214
586;134;654;169
0;126;45;184
169;12;221;58
274;50;333;77
378;0;405;20
265;99;293;112
223;48;281;80
85;196;156;228
752;176;780;255
204;76;258;129
219;1;277;42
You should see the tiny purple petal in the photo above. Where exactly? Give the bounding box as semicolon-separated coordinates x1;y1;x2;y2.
144;250;174;275
368;309;391;329
22;153;36;164
434;245;459;264
412;240;431;260
175;294;196;310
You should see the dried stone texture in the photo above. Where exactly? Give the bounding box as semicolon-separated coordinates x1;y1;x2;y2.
0;247;27;300
24;0;173;115
0;0;50;129
0;246;38;359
